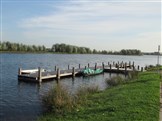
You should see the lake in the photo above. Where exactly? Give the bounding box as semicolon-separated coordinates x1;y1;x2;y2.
0;53;161;121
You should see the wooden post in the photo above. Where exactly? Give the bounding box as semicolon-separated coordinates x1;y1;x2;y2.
88;63;90;68
102;62;105;69
115;63;118;68
132;61;135;67
38;67;42;82
85;66;87;69
129;61;131;67
110;64;112;71
113;61;115;66
79;64;80;69
95;63;97;70
145;66;147;70
141;67;143;72
118;61;119;65
125;63;127;71
57;68;60;80
72;67;75;77
138;65;140;70
108;62;110;66
18;68;22;75
68;65;70;70
117;64;119;71
55;66;57;71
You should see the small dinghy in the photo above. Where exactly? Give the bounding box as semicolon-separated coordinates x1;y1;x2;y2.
82;68;103;76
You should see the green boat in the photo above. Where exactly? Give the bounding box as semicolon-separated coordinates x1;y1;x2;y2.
82;68;103;76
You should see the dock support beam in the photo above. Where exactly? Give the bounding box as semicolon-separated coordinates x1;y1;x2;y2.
38;67;42;83
72;67;75;78
110;64;112;71
137;65;140;70
95;63;97;70
102;62;105;70
18;68;22;75
55;66;57;71
57;68;60;80
141;67;143;72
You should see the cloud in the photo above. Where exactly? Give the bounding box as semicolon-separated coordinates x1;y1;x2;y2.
19;0;161;51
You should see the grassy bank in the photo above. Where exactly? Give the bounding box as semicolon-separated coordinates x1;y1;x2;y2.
38;71;161;121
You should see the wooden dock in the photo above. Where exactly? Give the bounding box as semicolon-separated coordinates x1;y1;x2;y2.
18;61;144;83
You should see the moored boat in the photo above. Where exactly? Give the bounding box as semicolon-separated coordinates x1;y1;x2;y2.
82;68;103;76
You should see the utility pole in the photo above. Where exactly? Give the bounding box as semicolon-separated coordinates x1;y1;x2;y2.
157;45;160;66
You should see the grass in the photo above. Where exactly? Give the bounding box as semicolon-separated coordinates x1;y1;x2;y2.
38;71;161;121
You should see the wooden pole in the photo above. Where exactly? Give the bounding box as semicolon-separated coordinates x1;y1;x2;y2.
125;63;127;71
108;62;110;66
57;68;60;80
141;67;143;72
72;67;75;77
102;62;105;70
68;65;70;70
79;64;80;69
115;63;118;68
88;63;90;68
18;68;22;75
110;64;112;71
55;66;57;71
85;66;87;69
38;67;42;82
138;65;140;70
113;61;115;66
95;63;97;70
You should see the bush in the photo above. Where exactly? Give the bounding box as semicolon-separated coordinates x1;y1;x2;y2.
105;76;124;86
128;71;139;80
42;84;99;114
42;84;75;114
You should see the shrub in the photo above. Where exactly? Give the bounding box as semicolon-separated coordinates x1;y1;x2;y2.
42;84;75;114
42;84;99;114
105;76;124;87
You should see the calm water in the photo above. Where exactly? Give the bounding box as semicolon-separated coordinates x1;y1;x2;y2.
0;54;161;121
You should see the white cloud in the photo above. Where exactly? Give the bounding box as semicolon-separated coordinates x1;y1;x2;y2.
19;0;161;51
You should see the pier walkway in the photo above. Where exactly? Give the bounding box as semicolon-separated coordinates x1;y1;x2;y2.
18;61;143;83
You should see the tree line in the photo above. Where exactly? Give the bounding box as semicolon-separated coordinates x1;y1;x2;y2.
0;41;142;55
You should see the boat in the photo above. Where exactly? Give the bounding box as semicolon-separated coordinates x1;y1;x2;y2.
82;68;103;76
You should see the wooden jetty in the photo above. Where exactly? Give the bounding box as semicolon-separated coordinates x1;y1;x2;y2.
18;61;143;83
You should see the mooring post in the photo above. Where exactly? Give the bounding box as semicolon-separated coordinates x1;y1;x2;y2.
72;67;75;77
137;65;140;70
79;64;80;69
133;61;135;67
141;67;143;72
38;67;42;83
88;63;90;68
145;66;147;70
110;64;112;71
18;68;22;75
115;63;118;68
95;63;97;70
113;61;115;66
68;65;70;70
125;63;127;71
102;62;105;70
108;62;110;66
57;68;60;80
118;61;119;65
117;64;119;71
85;66;87;69
55;66;57;71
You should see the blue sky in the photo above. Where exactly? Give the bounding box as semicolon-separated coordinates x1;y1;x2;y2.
1;0;161;52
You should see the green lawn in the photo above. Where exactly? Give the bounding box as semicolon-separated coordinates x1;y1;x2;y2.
38;72;161;121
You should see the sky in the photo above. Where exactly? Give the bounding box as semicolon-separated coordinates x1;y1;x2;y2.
0;0;161;52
